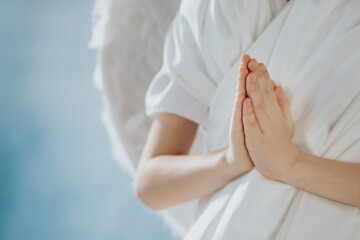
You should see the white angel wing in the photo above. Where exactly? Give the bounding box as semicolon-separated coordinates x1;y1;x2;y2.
89;0;204;237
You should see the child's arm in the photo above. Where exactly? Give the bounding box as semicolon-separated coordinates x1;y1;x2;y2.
134;55;254;210
281;151;360;207
242;57;360;207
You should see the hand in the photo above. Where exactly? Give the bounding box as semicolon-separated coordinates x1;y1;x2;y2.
242;58;300;180
225;54;254;177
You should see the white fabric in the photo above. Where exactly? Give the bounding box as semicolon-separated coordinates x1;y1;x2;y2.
146;0;360;239
146;79;209;127
89;0;200;238
89;0;180;174
147;0;287;113
91;0;360;239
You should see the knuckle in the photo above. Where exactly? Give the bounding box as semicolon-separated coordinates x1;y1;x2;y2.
239;66;248;74
249;60;255;68
259;63;267;72
236;92;245;100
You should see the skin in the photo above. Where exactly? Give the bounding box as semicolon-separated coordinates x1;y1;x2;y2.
242;55;360;207
135;54;360;210
134;113;241;210
134;55;255;210
226;54;254;176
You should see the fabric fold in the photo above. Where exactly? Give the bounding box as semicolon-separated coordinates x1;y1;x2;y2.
92;0;360;239
183;0;360;239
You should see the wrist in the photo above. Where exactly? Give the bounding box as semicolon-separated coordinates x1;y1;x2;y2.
225;147;239;179
214;147;239;183
224;146;251;179
278;146;303;183
213;147;235;184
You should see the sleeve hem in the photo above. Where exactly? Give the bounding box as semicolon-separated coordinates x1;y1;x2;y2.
146;107;208;129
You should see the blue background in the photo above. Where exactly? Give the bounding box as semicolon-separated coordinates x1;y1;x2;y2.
0;0;176;239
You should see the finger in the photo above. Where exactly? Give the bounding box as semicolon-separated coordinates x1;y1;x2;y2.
236;65;248;96
232;67;247;125
249;61;275;112
271;80;276;89
231;92;244;134
247;58;258;72
255;63;283;118
245;72;269;131
237;54;250;97
275;86;292;121
257;63;278;104
240;54;251;69
243;98;262;137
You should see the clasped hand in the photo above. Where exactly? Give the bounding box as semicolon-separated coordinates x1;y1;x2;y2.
226;54;301;181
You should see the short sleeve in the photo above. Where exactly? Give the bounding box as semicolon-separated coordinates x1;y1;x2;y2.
145;68;209;127
144;3;215;128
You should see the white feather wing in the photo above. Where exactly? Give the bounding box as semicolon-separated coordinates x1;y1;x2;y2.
89;0;203;237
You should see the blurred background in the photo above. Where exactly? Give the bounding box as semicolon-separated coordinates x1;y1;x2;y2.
0;0;175;239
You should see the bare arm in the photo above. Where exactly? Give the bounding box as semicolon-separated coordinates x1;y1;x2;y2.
242;56;360;208
135;55;254;210
134;113;237;210
281;152;360;207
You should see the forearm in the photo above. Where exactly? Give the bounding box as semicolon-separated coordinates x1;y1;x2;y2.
281;151;360;207
134;146;243;210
